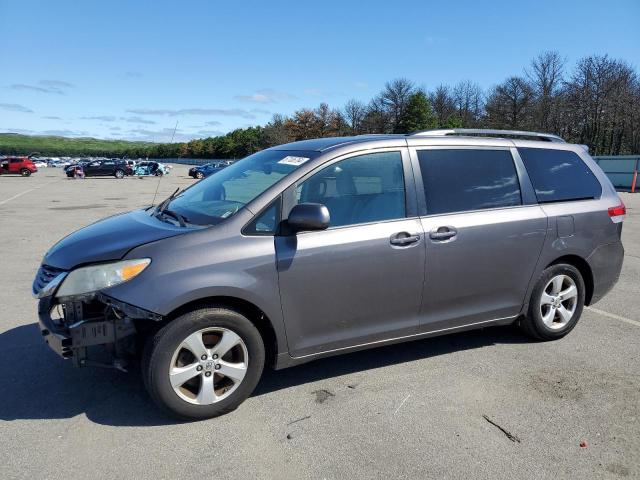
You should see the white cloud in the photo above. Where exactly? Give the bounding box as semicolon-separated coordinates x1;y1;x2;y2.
0;103;33;113
40;80;75;89
127;108;258;119
7;80;75;95
234;88;297;104
81;115;117;121
122;116;157;125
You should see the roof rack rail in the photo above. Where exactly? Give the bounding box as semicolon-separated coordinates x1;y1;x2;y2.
409;128;566;143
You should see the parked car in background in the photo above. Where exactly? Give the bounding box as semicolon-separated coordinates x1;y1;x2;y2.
33;129;625;420
65;159;132;178
48;159;68;168
188;161;229;179
0;156;38;176
32;159;49;168
135;161;169;176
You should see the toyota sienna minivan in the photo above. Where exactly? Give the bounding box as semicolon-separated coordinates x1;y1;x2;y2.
33;129;625;419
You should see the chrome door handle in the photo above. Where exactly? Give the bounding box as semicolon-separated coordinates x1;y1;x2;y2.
429;227;457;241
390;232;421;246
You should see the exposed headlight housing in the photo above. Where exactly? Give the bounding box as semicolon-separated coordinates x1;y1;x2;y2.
56;258;151;298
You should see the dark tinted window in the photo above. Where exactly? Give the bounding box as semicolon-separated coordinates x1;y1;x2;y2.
518;148;601;203
417;149;521;215
297;151;406;227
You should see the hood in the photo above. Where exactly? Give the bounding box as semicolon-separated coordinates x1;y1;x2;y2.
44;209;188;270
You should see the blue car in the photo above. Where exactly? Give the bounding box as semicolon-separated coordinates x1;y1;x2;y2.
188;162;229;179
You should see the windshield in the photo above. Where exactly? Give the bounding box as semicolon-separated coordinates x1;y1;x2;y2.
168;149;317;226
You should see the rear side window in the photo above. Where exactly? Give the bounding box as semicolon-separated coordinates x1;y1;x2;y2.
518;148;601;203
417;149;521;215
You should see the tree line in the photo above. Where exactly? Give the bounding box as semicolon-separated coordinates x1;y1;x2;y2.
147;51;639;159
147;53;636;158
7;51;636;159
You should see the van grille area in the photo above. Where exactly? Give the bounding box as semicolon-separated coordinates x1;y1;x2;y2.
33;264;65;295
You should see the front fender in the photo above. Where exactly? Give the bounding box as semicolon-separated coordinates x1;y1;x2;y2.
103;222;288;355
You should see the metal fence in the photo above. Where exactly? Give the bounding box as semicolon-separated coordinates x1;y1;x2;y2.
593;155;639;192
150;158;235;167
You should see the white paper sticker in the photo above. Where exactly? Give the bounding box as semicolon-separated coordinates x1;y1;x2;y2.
278;156;310;166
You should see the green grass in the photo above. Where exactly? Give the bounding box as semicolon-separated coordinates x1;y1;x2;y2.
0;133;154;157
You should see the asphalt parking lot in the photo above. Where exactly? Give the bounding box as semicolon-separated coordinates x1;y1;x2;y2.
0;165;638;480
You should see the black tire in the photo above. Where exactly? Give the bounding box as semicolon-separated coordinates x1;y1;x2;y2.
142;306;265;420
520;263;585;340
155;171;164;177
195;172;204;179
114;169;125;179
21;168;31;177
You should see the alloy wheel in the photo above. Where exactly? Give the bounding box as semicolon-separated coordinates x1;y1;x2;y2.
169;327;248;405
539;274;578;330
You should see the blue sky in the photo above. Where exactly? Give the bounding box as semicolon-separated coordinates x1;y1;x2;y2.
1;0;639;142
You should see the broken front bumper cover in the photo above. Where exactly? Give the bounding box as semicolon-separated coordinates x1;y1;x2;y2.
36;282;161;367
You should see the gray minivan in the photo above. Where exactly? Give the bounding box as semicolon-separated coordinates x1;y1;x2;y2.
33;129;625;419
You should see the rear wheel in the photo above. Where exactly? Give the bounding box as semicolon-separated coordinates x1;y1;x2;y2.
195;171;204;179
142;307;265;419
521;263;585;340
21;168;31;177
155;170;164;177
114;169;125;179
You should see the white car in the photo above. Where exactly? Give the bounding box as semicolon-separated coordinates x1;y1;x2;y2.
33;160;48;168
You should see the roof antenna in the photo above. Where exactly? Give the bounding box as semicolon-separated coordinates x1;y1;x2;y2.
151;120;178;206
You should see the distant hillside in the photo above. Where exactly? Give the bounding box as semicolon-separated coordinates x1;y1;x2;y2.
0;133;154;157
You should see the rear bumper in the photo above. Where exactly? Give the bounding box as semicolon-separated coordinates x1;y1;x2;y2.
587;241;624;304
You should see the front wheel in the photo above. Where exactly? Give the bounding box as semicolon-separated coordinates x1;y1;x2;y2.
520;263;585;340
155;171;164;177
195;171;204;179
142;307;265;420
114;169;125;179
21;168;31;177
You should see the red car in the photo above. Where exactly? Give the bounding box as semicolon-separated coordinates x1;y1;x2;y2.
0;156;38;176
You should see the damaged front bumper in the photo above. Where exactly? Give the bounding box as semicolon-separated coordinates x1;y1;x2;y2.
36;273;161;369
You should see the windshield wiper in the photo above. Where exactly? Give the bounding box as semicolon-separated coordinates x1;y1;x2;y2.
154;187;180;214
161;208;187;227
152;188;190;227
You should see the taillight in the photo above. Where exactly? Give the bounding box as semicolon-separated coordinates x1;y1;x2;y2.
608;202;626;223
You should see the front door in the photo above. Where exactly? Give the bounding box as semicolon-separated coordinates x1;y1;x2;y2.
276;149;425;358
412;147;547;331
86;161;101;176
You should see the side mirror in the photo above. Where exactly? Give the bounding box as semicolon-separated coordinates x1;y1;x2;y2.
287;203;330;232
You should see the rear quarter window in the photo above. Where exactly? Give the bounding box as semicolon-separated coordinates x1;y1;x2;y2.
518;148;602;203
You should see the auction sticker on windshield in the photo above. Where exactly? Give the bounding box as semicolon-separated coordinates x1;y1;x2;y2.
278;156;310;166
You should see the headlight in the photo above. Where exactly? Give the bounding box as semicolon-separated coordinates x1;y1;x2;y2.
56;258;151;298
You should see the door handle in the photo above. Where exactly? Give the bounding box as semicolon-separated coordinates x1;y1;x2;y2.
390;232;421;246
429;227;458;241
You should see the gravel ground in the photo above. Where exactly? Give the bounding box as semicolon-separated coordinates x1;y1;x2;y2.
0;165;638;480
